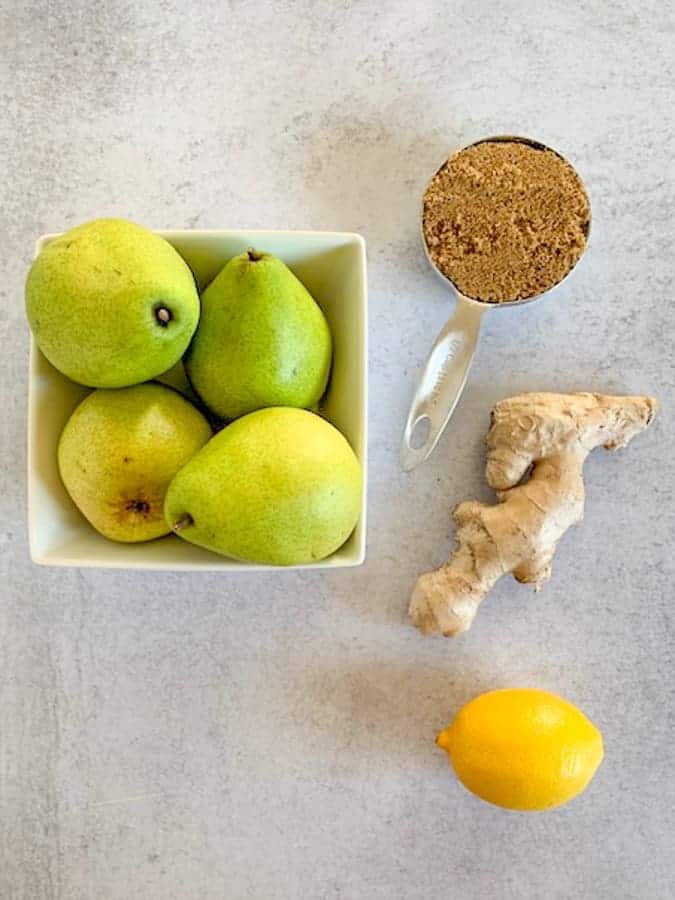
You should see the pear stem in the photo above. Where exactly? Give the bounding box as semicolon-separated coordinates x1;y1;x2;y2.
247;248;264;262
156;307;172;326
172;514;194;532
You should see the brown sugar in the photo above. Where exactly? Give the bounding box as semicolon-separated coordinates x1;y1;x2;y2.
422;140;590;303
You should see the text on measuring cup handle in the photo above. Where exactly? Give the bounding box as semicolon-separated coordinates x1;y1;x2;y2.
423;333;465;403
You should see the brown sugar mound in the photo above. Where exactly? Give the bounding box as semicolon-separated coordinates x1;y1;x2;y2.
422;140;590;303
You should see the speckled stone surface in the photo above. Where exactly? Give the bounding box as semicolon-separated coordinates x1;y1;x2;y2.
1;2;674;898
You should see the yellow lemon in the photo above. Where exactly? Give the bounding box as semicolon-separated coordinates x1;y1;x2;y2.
437;688;603;811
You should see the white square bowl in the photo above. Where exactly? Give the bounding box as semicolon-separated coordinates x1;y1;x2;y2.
28;229;368;570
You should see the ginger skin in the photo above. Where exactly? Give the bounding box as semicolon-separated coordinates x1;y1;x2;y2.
409;392;657;637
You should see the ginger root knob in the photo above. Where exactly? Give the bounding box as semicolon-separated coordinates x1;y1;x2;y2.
409;392;657;637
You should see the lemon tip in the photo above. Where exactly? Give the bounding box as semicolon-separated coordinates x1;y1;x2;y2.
435;727;453;753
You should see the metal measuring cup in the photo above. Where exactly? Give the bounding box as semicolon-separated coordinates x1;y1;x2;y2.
400;135;590;471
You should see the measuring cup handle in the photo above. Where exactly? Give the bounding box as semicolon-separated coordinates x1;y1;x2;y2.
401;299;485;471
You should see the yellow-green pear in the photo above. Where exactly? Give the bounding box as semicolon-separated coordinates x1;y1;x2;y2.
165;407;361;565
58;383;212;542
26;218;200;387
184;250;332;420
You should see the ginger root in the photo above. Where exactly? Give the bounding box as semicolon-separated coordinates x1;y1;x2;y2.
409;392;657;637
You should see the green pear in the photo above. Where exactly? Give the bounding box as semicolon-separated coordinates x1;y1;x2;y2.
165;407;362;565
58;383;212;542
184;250;332;420
26;218;200;387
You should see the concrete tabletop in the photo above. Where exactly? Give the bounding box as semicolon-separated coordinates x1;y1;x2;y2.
2;2;673;898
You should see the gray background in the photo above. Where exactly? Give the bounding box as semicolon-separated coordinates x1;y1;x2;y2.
2;1;673;898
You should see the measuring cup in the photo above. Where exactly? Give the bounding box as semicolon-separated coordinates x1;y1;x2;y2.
400;135;590;471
